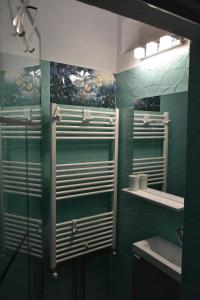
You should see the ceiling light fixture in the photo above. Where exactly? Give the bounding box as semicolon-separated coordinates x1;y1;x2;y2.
133;35;184;60
146;41;158;56
134;47;145;59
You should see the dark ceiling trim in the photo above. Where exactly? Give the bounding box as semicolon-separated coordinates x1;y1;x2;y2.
136;0;200;26
77;0;200;39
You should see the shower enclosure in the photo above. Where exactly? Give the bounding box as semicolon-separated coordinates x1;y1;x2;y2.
0;1;42;298
0;104;43;299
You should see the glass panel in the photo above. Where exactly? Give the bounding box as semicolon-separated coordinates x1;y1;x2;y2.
0;0;42;299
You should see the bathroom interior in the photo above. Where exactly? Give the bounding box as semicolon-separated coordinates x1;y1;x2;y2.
0;0;198;299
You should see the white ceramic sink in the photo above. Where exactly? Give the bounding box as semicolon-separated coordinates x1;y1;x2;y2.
133;236;182;282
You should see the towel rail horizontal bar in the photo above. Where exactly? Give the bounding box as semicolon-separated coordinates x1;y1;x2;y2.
5;236;42;249
56;136;115;140
56;170;114;179
56;218;113;237
57;175;114;185
134;117;164;122
4;217;41;228
56;229;113;248
2;160;41;166
56;243;112;263
2;136;41;139
133;136;164;139
4;213;42;224
5;241;42;254
56;131;114;136
56;188;114;200
133;164;164;171
56;184;114;196
3;184;42;193
57;125;115;130
4;222;40;232
133;157;164;161
75;219;113;230
4;189;42;198
56;234;113;254
3;180;41;188
1;108;40;113
1;126;41;129
3;165;41;171
56;239;112;259
134;132;165;135
133;168;164;174
60;113;114;121
5;228;41;239
148;181;164;185
134;127;164;131
56;179;114;190
148;173;165;178
133;161;164;166
56;165;114;173
0;117;40;126
57;160;114;167
5;226;42;242
56;212;113;228
2;131;41;134
134;171;165;180
56;225;113;243
59;107;115;115
5;234;42;248
6;245;42;258
148;177;165;182
3;170;41;177
134;113;164;117
56;219;113;235
57;120;115;126
134;122;164;127
56;222;113;239
5;240;42;253
2;175;41;182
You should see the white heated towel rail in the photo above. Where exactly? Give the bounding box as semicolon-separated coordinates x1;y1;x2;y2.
50;104;119;270
133;112;169;191
55;212;114;263
4;213;42;258
2;160;42;198
0;106;41;139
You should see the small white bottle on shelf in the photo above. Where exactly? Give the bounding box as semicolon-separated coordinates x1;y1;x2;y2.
139;174;148;190
129;174;140;191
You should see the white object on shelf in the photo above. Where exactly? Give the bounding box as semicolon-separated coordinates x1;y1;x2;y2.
123;188;184;211
129;174;140;191
139;174;148;190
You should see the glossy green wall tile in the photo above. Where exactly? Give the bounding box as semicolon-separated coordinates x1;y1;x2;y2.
114;51;188;300
117;50;189;103
161;92;188;197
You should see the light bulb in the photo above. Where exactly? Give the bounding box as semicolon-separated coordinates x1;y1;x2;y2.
134;47;145;59
159;35;173;50
146;42;158;56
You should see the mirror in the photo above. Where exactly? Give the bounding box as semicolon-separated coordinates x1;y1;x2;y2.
133;90;188;198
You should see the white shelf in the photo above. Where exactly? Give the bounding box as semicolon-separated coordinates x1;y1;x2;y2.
123;188;184;211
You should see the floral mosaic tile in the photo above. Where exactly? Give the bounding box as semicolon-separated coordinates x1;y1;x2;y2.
134;96;160;111
50;62;116;108
1;65;41;106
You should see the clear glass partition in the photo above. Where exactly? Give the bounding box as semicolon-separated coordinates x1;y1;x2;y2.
0;0;42;299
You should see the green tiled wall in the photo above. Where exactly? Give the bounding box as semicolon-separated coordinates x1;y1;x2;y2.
114;51;188;299
161;92;188;197
117;50;189;103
